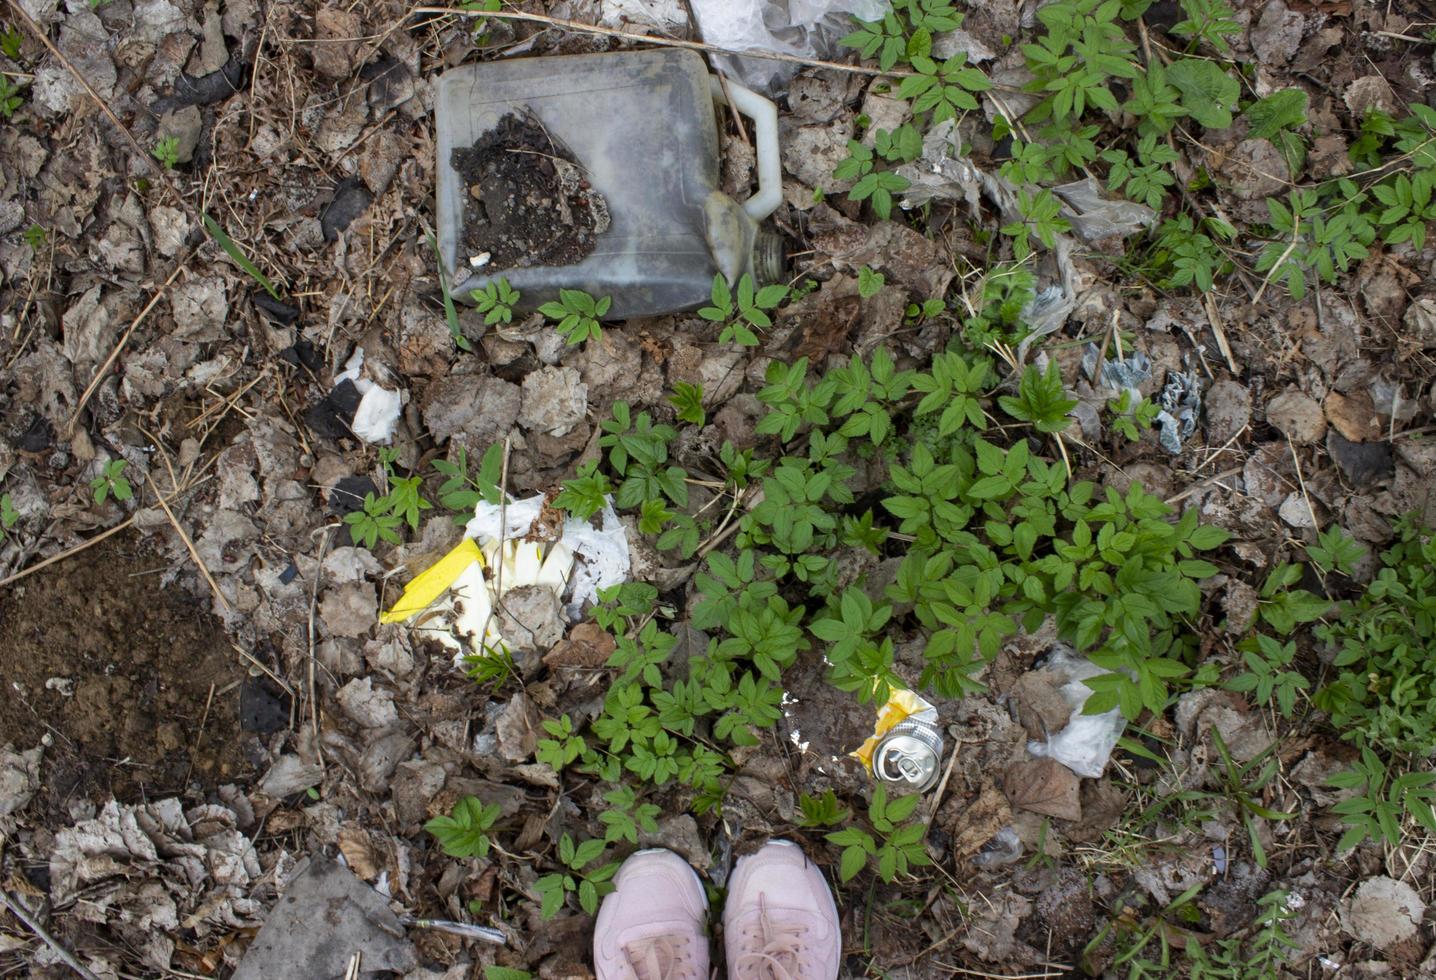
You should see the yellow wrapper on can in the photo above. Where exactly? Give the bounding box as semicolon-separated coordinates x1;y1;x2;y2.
851;686;939;773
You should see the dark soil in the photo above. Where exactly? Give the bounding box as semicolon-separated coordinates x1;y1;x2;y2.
0;532;249;808
451;110;609;272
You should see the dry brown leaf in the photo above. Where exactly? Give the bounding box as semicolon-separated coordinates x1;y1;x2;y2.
543;621;617;669
1324;391;1383;443
948;782;1014;858
1011;673;1072;739
1003;757;1082;822
337;825;380;881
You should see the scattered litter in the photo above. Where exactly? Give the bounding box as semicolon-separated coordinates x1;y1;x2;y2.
233;857;417;980
852;686;946;792
689;0;891;95
333;348;403;444
1155;363;1202;454
382;495;631;666
1080;343;1151;412
971;827;1024;868
403;917;506;945
1025;645;1126;778
895;122;1078;360
1051;178;1158;242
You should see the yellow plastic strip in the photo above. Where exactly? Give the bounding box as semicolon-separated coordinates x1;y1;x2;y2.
379;538;484;624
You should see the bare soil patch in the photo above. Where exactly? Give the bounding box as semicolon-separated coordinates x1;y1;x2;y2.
0;532;248;807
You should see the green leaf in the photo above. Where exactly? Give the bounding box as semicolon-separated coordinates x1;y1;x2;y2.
1243;89;1308;140
1167;59;1240;130
203;214;280;299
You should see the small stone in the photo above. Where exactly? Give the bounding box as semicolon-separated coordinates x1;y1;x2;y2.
1204;380;1251;445
518;366;587;437
336;677;398;728
1278;492;1316;529
157;105;203;164
1343;877;1424;949
1266;391;1325;444
1344;75;1397;118
1226;139;1289;201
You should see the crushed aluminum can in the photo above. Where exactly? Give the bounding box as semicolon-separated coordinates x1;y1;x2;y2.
872;718;945;792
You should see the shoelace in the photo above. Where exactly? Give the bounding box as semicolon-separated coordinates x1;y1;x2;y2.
623;934;694;980
731;895;811;980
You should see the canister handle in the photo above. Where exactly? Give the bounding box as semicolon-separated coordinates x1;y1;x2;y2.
709;76;782;222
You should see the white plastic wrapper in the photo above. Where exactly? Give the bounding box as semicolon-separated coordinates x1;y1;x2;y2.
690;0;891;95
1025;644;1127;778
333;347;404;444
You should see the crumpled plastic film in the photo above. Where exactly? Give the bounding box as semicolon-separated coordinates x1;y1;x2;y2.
690;0;891;95
1026;644;1127;778
1156;363;1202;454
897;124;1157;363
850;686;938;774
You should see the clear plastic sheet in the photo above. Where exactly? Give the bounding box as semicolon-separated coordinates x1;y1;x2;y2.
689;0;891;95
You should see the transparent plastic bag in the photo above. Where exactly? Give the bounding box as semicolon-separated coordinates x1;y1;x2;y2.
690;0;891;95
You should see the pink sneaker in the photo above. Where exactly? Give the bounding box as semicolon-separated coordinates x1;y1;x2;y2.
594;848;709;980
723;840;842;980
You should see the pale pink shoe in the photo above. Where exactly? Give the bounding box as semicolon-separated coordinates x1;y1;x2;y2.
593;848;709;980
723;840;842;980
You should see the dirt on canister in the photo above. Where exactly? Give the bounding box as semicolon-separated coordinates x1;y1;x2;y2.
451;110;611;272
0;533;249;810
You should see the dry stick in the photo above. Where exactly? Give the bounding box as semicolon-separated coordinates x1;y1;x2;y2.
0;887;103;980
66;256;193;437
411;6;918;78
306;525;334;766
1201;291;1239;375
0;476;214;590
142;469;233;613
180;682;217;791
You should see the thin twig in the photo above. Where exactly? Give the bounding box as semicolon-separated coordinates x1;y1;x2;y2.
0;476;214;590
142;469;232;613
180;683;217;791
307;525;334;766
411;6;916;78
0;888;103;980
67;256;193;437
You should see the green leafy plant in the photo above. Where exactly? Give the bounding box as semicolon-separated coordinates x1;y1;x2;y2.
484;968;532;980
1166;58;1240;130
471;277;521;325
0;75;25;119
826;785;932;882
425;796;501;859
0;492;17;537
1147;213;1235;292
539;288;610;345
1327;745;1436;851
1021;0;1137;124
433;443;504;519
699;273;787;347
1106;389;1160;442
1;25;22;61
555;461;614;521
90;459;133;505
668;381;705;426
834;139;911;219
151;135;180;169
598;785;660;844
534;834;619;917
858;266;886;299
999;361;1077;434
344;491;403;548
1226;634;1308;719
536;714;587;771
1313;517;1436;755
1170;0;1240;53
897;50;991;124
380;448;432;531
22;223;45;250
1103;134;1178;209
1307;524;1364;577
798;789;851;828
